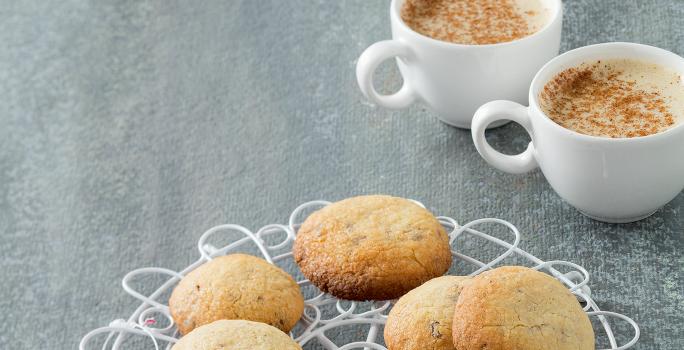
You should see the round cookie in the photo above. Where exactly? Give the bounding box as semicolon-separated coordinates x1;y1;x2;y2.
452;266;595;350
384;276;471;350
169;254;304;335
293;195;452;301
172;320;302;350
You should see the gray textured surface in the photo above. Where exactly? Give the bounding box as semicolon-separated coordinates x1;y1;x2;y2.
0;0;682;349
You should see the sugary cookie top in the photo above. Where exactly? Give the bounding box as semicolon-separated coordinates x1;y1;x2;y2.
169;254;304;335
293;195;452;300
385;275;471;350
452;266;595;350
171;320;302;350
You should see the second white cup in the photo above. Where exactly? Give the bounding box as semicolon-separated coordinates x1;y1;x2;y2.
471;42;684;223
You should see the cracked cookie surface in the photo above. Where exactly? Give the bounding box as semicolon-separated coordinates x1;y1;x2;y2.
384;276;471;350
293;195;452;301
452;266;595;350
169;254;304;335
171;320;302;350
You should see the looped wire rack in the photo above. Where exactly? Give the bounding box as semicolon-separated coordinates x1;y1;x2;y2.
80;200;640;350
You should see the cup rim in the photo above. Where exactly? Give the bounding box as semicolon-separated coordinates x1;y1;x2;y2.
528;42;684;143
390;0;563;49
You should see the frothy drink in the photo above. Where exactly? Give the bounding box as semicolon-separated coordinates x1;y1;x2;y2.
539;59;684;138
400;0;552;45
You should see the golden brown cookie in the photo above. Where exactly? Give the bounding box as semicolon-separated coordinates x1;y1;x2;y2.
452;266;595;350
169;254;304;335
293;195;452;301
384;276;470;350
171;320;302;350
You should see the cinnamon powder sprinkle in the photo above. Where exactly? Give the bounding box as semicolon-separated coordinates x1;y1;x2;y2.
539;59;683;138
400;0;550;45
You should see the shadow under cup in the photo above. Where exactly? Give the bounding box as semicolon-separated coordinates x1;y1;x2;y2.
473;42;684;223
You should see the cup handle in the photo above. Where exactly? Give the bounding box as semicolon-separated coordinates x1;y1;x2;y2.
471;100;539;174
356;40;417;109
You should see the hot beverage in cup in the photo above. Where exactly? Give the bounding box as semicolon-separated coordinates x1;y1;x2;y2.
401;0;553;45
539;59;684;138
470;43;684;223
356;0;563;128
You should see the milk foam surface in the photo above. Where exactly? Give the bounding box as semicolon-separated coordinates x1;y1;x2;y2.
516;0;551;32
400;0;552;45
539;59;684;138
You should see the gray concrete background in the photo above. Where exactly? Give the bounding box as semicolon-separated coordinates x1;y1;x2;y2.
0;0;682;349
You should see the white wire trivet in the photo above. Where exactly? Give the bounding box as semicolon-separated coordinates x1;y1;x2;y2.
80;200;640;350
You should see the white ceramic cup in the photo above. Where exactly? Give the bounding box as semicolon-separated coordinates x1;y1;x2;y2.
356;0;563;128
472;42;684;223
